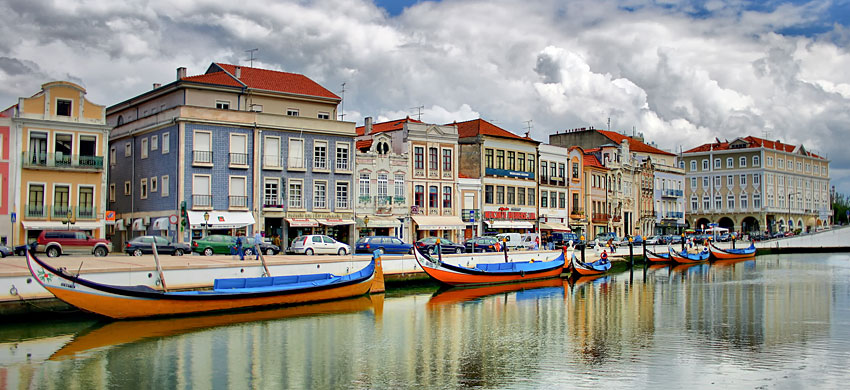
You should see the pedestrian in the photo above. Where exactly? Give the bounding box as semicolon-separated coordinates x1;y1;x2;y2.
272;233;281;248
235;233;244;261
254;230;263;260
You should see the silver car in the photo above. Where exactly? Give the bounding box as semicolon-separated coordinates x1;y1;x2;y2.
289;235;351;256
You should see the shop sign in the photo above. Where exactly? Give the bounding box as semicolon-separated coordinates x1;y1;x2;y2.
286;212;352;219
484;211;536;220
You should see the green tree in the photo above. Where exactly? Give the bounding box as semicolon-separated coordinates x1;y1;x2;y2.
833;193;850;224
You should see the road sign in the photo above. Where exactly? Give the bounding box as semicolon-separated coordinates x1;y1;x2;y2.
10;212;15;223
169;214;178;224
105;210;116;222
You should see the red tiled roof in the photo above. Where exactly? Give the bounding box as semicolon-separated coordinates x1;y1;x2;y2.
597;130;675;156
356;139;373;150
583;153;608;169
181;63;340;100
355;117;422;136
683;136;824;159
454;118;536;142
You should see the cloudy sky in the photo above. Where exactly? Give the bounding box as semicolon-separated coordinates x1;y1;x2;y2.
1;0;849;192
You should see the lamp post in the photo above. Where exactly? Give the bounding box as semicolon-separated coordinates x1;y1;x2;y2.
62;207;76;230
203;211;210;238
363;215;369;237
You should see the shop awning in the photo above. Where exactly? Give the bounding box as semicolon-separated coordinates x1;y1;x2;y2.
285;218;318;227
115;219;127;231
152;217;171;231
486;220;534;229
188;211;256;229
316;218;355;226
358;216;401;228
21;221;104;230
132;218;147;231
412;215;466;230
540;222;571;231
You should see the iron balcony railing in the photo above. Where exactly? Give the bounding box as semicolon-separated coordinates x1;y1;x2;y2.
76;207;96;219
51;205;72;219
662;189;684;198
22;152;104;170
25;203;47;218
263;196;283;208
263;155;282;168
229;195;248;208
229;153;249;166
591;213;610;223
193;150;213;164
193;194;213;208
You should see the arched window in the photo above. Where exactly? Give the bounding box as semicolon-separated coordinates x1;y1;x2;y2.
117;115;124;126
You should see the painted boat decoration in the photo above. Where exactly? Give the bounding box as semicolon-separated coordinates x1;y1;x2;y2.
645;247;671;262
427;278;565;308
51;295;379;360
569;253;612;276
668;246;710;264
26;250;383;319
709;242;756;260
412;246;565;286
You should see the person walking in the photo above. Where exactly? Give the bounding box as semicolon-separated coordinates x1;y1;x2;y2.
254;230;263;260
235;233;244;261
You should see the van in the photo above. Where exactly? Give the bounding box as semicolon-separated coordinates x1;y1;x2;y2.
521;233;539;249
495;233;524;250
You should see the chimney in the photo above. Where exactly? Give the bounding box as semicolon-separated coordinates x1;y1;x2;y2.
235;66;242;79
152;83;162;90
365;117;373;134
176;67;187;80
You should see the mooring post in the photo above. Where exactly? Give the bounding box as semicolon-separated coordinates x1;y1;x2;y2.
643;240;647;268
681;233;686;252
628;236;634;268
580;235;586;264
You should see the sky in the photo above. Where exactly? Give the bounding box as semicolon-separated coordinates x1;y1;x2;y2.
1;0;849;193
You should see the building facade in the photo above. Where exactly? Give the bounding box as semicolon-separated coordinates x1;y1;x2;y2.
3;81;110;247
457;119;539;235
683;136;831;234
653;163;686;235
353;121;408;240
106;64;355;250
538;144;570;235
0;113;10;245
583;152;610;238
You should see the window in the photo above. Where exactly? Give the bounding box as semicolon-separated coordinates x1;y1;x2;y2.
714;176;721;187
314;141;328;170
753;156;760;167
726;158;733;168
572;162;579;178
691;196;698;210
376;173;388;199
702;159;708;170
140;178;148;199
507;151;515;170
703;177;709;187
541;161;548;180
485;149;494;168
518;188;526;205
495;186;505;204
123;180;131;196
767;156;773;167
753;174;760;185
229;176;247;208
288;138;304;169
727;175;733;186
528;188;535;206
314;182;327;209
162;175;169;197
125;142;132;157
740;174;747;186
429;186;438;208
727;195;735;210
109;183;115;202
335;182;349;209
77;186;94;217
550;163;557;179
703;196;710;210
151;176;158;192
558;163;565;179
741;194;748;210
778;158;784;169
715;195;722;209
263;178;280;207
541;190;548;208
110;147;116;166
443;186;452;209
484;185;494;204
162;132;170;154
691;177;697;188
496;150;504;170
740;157;747;167
415;185;425;207
230;134;248;166
264;136;281;168
140;138;149;159
528;156;535;175
753;194;761;209
318;112;330;120
394;174;405;198
715;158;721;169
518;153;526;171
550;191;556;209
215;100;230;110
192;175;211;207
559;192;566;208
429;147;438;171
690;161;696;171
442;149;452;172
414;147;424;169
193;131;212;164
797;162;802;171
507;187;515;205
289;180;303;209
286;108;299;116
56;99;72;116
359;173;370;198
151;135;158;151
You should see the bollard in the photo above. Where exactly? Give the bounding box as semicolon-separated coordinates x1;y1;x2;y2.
436;238;442;264
628;236;634;268
642;242;647;268
681;233;686;252
503;237;509;263
580;235;586;264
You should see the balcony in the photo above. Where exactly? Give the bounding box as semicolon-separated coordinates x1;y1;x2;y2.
229;195;248;208
229;153;249;167
592;213;609;223
662;189;684;198
313;156;328;171
461;209;480;222
25;204;47;218
663;212;684;219
22;152;104;170
539;176;565;187
569;209;585;220
77;207;96;220
375;196;393;215
358;195;372;204
193;150;213;165
393;196;406;204
193;194;213;209
612;215;621;222
51;205;72;220
263;196;283;209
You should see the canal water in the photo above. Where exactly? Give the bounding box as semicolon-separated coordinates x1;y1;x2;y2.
2;253;849;389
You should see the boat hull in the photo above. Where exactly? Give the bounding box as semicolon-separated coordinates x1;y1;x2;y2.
669;248;710;264
645;249;671;263
569;254;611;276
26;251;378;319
709;243;756;260
413;247;565;286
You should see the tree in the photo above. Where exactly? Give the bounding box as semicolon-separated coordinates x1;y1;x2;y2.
833;193;850;224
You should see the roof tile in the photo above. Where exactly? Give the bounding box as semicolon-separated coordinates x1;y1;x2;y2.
596;130;675;156
181;63;340;100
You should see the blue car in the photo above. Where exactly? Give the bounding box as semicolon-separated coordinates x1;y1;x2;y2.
355;236;413;254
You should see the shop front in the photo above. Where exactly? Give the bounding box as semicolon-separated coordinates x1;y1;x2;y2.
483;209;536;234
356;216;403;240
411;215;466;242
283;212;355;249
187;211;256;240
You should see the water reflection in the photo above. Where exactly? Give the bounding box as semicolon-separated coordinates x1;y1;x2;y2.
1;253;849;388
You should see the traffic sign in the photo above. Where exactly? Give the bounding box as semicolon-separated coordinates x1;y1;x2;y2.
169;214;179;224
105;210;116;222
10;212;16;223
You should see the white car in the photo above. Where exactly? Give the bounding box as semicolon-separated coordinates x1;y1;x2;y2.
289;235;351;256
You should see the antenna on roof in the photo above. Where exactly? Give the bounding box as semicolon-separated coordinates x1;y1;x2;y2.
762;128;772;140
338;82;346;121
523;120;533;138
410;105;424;121
245;48;258;67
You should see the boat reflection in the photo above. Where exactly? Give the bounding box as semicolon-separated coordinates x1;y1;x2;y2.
50;294;382;360
426;278;565;308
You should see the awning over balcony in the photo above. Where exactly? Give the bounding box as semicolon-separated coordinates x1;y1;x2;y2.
316;218;355;226
412;216;466;230
540;222;571;231
188;211;255;229
285;218;318;227
358;216;401;228
21;221;104;230
485;220;534;229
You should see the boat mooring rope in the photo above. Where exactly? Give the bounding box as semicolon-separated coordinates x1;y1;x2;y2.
9;284;79;314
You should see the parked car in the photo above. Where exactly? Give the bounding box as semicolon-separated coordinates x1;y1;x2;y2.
354;236;411;254
14;242;38;256
645;235;663;245
717;233;732;242
594;232;619;247
243;237;281;255
37;230;112;257
415;237;465;254
0;245;12;258
465;236;501;252
495;233;525;250
668;235;683;244
290;235;351;255
125;236;190;256
192;235;237;256
550;232;582;247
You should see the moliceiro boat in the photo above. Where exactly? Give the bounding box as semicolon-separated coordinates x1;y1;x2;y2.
644;247;671;263
412;246;565;286
569;253;612;276
668;246;710;264
25;250;383;319
709;242;756;260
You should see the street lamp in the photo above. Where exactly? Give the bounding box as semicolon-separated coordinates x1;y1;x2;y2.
203;211;210;238
62;207;76;230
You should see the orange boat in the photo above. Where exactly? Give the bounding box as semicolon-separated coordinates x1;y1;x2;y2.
427;278;565;307
709;242;756;261
569;253;611;276
645;247;671;263
26;250;382;319
412;247;565;286
668;246;710;264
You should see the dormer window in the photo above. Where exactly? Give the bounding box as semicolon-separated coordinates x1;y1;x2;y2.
56;99;72;116
287;109;299;117
376;142;390;155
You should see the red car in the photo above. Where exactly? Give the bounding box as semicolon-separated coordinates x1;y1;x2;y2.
37;230;113;257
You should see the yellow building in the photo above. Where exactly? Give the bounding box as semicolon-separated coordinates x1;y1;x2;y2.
3;81;110;246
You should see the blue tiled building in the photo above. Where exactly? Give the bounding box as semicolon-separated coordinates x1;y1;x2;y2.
106;63;355;249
